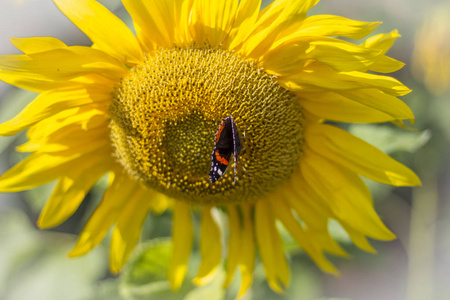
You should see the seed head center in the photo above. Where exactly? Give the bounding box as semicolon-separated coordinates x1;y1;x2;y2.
109;46;304;205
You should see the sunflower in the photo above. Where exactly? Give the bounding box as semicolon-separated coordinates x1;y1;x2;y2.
0;0;420;296
412;2;450;96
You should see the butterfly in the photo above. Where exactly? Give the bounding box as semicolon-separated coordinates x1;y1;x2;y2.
209;115;242;184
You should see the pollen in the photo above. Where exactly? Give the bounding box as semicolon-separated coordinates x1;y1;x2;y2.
109;46;304;205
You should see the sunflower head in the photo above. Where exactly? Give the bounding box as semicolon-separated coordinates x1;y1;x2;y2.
0;0;421;297
109;46;304;205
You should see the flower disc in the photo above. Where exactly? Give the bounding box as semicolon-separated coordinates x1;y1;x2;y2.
110;46;305;205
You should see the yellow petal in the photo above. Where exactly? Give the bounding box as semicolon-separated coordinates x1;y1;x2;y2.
260;38;311;75
0;54;55;92
25;106;107;140
226;0;262;50
275;15;380;44
287;178;348;257
175;0;195;44
342;225;377;253
18;107;109;154
54;0;143;65
69;171;141;257
19;125;107;153
339;88;413;120
223;205;241;288
0;47;127;92
193;207;222;286
149;192;171;215
168;201;193;290
222;204;256;298
305;40;393;73
10;37;67;54
307;228;349;258
0;152;88;192
255;200;289;293
362;30;401;54
264;37;385;75
367;55;405;74
306;124;421;186
288;175;365;257
110;186;154;273
281;64;411;96
299;88;413;122
270;196;338;274
360;30;405;73
300;149;396;241
20;127;108;155
0;86;110;136
191;0;238;47
241;0;319;58
37;155;112;228
237;204;256;298
300;92;395;123
283;182;330;230
122;0;191;51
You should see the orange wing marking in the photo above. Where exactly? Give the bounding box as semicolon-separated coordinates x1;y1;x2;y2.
215;150;229;165
215;122;226;143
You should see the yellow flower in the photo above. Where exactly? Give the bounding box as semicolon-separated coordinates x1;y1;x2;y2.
412;3;450;96
0;0;420;296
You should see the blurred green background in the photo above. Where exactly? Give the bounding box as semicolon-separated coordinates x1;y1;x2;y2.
0;0;448;299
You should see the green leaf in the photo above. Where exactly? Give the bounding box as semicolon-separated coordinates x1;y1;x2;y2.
348;124;430;154
183;270;225;300
122;238;171;286
119;238;231;300
120;238;190;300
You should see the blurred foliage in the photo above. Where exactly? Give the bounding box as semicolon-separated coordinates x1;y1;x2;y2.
349;124;430;155
120;239;179;299
0;209;107;300
411;2;450;97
